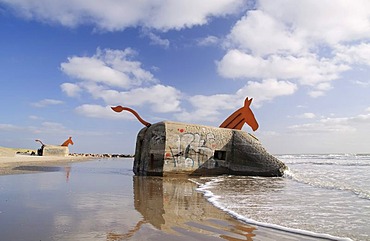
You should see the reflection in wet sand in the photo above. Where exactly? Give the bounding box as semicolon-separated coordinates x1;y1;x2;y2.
12;165;72;182
107;176;262;240
136;176;258;239
110;175;331;241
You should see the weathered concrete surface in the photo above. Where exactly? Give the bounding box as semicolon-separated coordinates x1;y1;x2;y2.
133;121;287;177
41;145;69;157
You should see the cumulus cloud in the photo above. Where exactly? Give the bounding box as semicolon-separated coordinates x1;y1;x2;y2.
145;32;170;48
258;0;370;45
176;94;239;123
197;35;220;46
219;0;370;98
61;48;155;89
177;79;297;123
334;43;370;66
61;83;82;97
236;79;297;106
75;104;133;120
1;0;246;31
225;10;304;56
61;48;182;115
217;50;349;85
92;84;182;113
289;119;355;134
31;99;64;107
289;112;370;134
297;113;316;119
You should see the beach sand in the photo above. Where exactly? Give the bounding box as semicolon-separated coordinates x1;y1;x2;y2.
0;153;94;175
0;156;334;241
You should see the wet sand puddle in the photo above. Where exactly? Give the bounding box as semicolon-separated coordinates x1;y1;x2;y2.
0;159;331;241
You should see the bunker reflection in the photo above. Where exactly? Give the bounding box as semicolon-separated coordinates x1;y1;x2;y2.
107;176;258;240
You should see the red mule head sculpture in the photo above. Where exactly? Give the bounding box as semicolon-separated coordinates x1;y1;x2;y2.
219;97;259;131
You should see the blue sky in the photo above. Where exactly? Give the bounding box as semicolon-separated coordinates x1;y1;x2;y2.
1;0;370;154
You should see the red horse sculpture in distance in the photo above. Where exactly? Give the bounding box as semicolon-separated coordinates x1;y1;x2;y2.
112;97;259;131
219;97;259;131
35;136;74;147
61;137;74;147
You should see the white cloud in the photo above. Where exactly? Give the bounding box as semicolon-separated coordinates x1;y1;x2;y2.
41;121;66;130
225;10;304;56
353;80;370;87
29;115;42;120
61;47;182;115
218;0;370;98
75;104;133;120
289;112;370;134
335;43;370;66
31;122;72;136
146;32;170;48
198;35;220;46
177;79;296;123
176;94;238;123
289;121;355;134
61;83;82;97
297;113;316;119
236;79;297;106
95;84;182;113
258;0;370;45
308;90;325;98
1;0;246;31
31;99;64;107
61;48;155;89
217;49;349;86
138;0;246;31
0;123;22;131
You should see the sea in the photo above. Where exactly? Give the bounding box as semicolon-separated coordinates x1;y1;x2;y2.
193;154;370;241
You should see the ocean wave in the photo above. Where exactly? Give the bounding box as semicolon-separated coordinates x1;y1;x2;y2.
277;153;370;160
283;169;370;201
278;153;370;167
195;178;353;241
285;161;370;167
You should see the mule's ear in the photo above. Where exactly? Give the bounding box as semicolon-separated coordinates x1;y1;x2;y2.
244;97;253;106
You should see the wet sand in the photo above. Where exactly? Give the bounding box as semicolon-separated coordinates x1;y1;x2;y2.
0;158;334;240
0;154;95;175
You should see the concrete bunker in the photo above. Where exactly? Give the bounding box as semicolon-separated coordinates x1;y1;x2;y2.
112;97;287;177
35;137;73;157
133;121;286;177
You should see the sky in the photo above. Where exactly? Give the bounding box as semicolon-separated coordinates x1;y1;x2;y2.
0;0;370;154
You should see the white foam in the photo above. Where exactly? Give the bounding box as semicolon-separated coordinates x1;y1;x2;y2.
284;168;370;201
195;178;353;241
